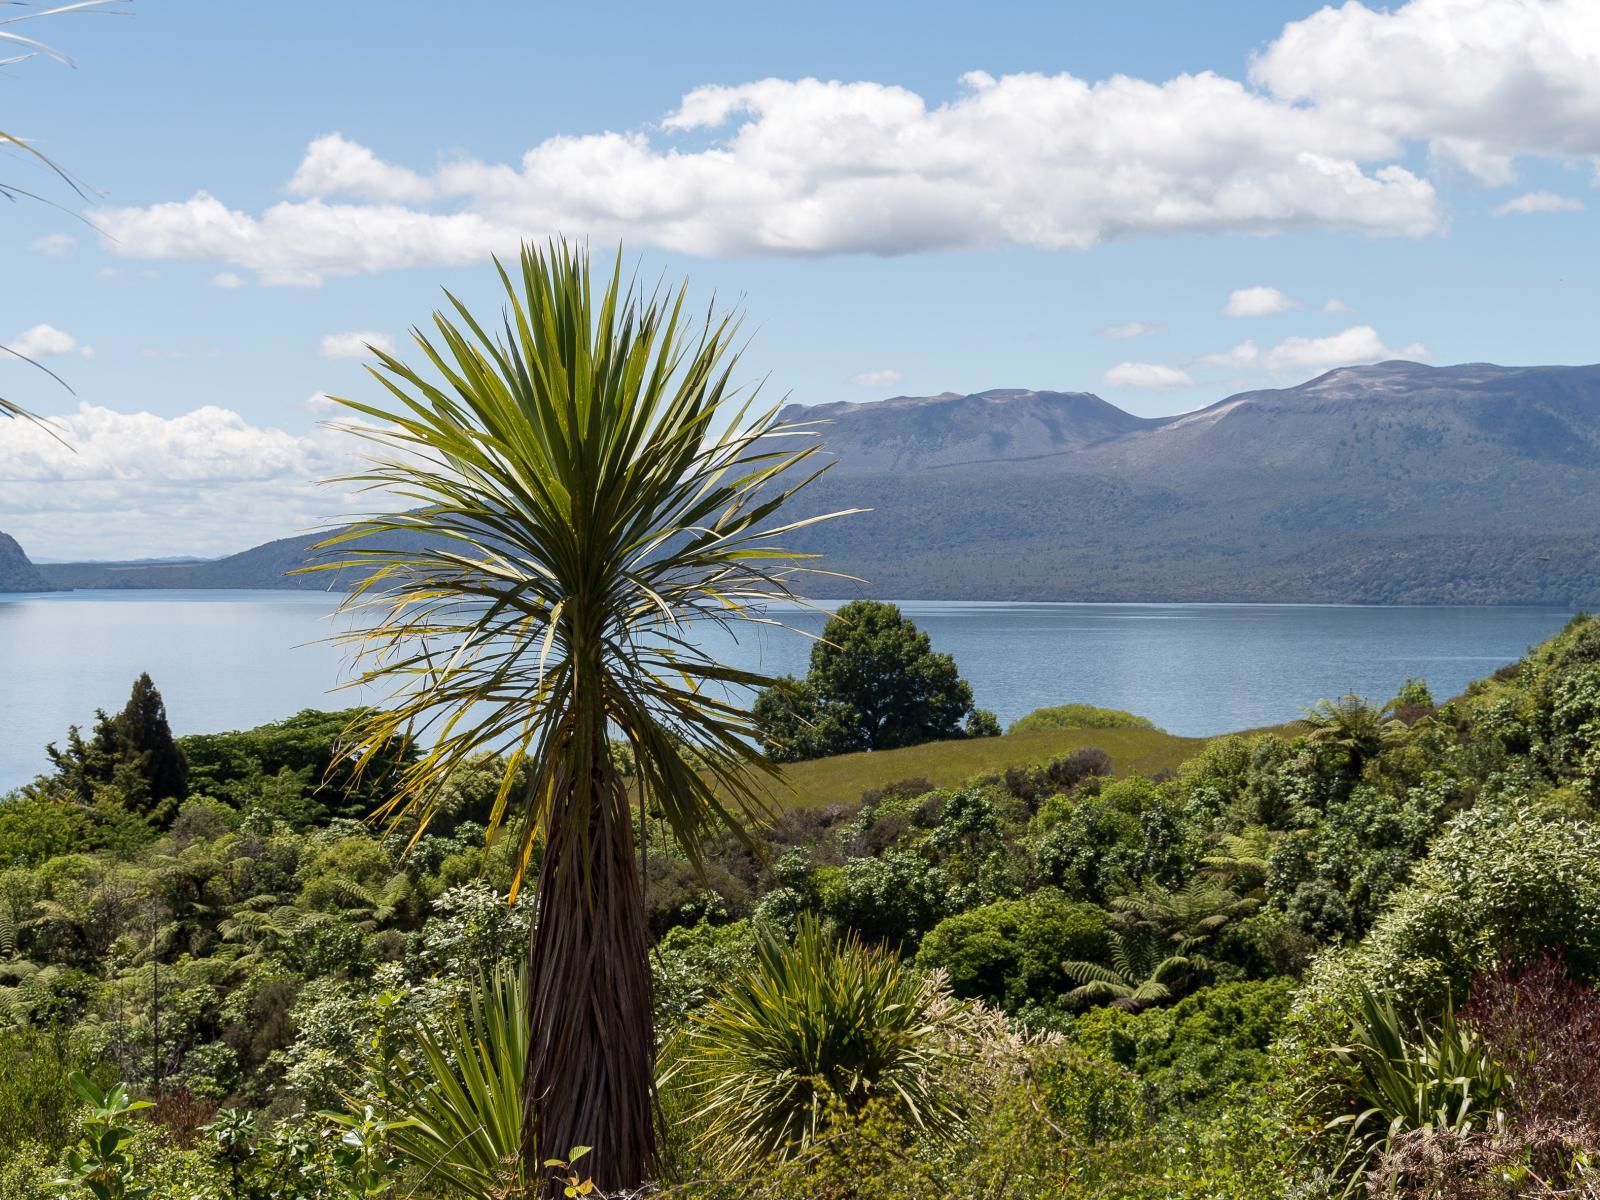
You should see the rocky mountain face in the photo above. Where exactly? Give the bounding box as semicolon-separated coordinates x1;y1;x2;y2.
36;361;1600;604
0;532;51;593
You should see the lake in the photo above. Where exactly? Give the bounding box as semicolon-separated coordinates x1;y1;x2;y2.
0;590;1575;790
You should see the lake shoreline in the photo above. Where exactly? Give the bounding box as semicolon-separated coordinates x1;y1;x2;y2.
0;590;1575;790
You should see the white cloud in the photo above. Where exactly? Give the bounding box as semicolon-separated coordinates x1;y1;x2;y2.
1323;297;1354;313
320;331;395;360
211;271;248;288
29;233;77;257
850;368;903;388
1101;321;1162;339
1104;362;1193;390
91;1;1600;284
288;133;437;204
1191;324;1427;376
1252;0;1600;185
96;266;120;281
1492;190;1585;216
0;402;376;560
1260;325;1427;371
1224;286;1299;317
4;324;89;359
1194;340;1261;369
96;64;1444;283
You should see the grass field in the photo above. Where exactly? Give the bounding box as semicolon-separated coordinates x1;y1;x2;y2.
754;725;1211;810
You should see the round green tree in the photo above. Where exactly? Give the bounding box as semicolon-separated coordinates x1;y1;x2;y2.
754;600;984;761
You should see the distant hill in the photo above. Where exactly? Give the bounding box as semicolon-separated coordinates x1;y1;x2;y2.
24;361;1600;604
0;532;51;592
33;530;422;592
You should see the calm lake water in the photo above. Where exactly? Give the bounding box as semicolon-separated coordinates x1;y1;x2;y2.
0;590;1575;790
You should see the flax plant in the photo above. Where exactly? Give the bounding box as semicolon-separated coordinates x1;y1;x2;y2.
311;240;855;1194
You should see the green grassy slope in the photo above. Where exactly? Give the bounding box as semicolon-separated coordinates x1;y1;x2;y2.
755;725;1209;810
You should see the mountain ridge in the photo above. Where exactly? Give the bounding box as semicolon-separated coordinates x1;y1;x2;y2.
13;360;1600;604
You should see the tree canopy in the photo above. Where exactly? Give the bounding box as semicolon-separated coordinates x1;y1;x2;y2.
752;600;995;762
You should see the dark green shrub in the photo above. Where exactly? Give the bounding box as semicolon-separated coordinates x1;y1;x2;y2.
916;888;1107;1010
821;848;950;946
1030;794;1142;904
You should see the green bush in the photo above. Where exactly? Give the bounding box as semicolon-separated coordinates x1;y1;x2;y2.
820;848;950;946
1030;793;1143;904
653;919;757;1027
1302;805;1600;1017
0;799;91;870
1114;980;1293;1110
1033;1041;1148;1143
916;888;1108;1010
1009;703;1158;734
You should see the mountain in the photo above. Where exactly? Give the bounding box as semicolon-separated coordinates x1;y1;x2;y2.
773;362;1600;603
34;361;1600;604
0;532;52;593
35;531;407;592
777;388;1157;470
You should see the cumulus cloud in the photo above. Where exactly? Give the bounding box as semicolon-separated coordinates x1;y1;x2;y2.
1224;286;1298;317
0;402;381;560
850;368;904;388
1251;0;1600;185
29;233;77;257
4;324;91;360
1492;190;1585;216
96;62;1446;283
1190;325;1426;376
89;0;1600;284
1101;321;1162;338
1104;362;1193;389
1323;297;1354;313
211;271;248;288
1260;325;1427;371
320;331;395;360
288;133;436;204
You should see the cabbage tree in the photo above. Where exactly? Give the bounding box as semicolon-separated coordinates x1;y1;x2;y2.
315;240;852;1192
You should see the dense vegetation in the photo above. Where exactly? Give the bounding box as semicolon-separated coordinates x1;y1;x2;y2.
3;613;1599;1197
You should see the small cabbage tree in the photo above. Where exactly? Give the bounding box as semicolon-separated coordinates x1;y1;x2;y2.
676;914;973;1168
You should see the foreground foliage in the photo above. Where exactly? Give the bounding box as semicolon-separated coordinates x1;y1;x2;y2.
2;615;1600;1197
675;915;971;1167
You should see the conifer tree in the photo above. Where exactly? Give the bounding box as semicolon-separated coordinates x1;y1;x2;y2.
115;673;188;806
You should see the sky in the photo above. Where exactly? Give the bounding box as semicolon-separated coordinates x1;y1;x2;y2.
2;0;1598;561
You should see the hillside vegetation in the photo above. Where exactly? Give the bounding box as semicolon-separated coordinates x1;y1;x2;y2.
3;617;1599;1196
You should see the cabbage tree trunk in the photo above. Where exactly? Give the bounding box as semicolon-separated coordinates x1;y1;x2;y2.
523;752;655;1197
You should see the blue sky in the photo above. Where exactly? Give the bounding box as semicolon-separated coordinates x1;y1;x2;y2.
2;0;1597;559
